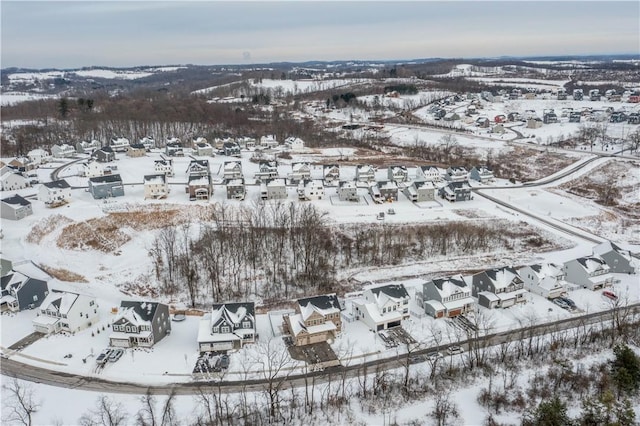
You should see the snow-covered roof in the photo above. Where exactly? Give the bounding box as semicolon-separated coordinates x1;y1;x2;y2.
483;266;523;289
143;174;166;184
429;275;470;298
210;302;254;327
287;312;337;337
574;255;610;274
39;290;83;315
593;241;631;261
297;294;341;321
365;283;409;308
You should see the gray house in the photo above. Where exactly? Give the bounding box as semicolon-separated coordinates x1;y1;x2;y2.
338;181;359;202
420;275;474;318
563;256;614;290
592;241;635;274
472;266;526;309
469;166;494;183
1;194;33;220
323;164;340;183
378;181;399;201
109;301;171;348
403;181;437;202
387;166;409;183
444;166;468;182
88;174;124;199
1;271;49;312
439;181;472;202
91;147;115;163
197;302;256;353
355;165;376;182
223;142;241;157
226;179;246;200
260;178;287;200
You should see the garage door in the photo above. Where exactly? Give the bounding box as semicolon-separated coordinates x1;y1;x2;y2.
448;309;462;317
387;320;401;329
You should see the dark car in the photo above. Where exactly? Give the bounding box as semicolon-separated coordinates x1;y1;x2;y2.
219;354;230;369
96;349;112;365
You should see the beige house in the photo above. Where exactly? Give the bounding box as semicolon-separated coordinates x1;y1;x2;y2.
144;174;169;199
283;294;342;346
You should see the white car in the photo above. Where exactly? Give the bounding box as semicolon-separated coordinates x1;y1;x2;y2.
447;346;464;355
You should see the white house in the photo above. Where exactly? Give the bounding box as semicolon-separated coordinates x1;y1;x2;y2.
110;137;130;152
285;137;305;152
0;172;29;191
81;159;104;178
27;148;51;165
143;174;169;199
51;144;76;158
193;138;214;156
32;290;99;334
289;162;311;182
223;161;243;181
38;180;71;207
154;159;174;177
355;165;376;182
351;283;410;331
297;179;325;201
260;135;280;148
76;140;100;154
518;263;567;299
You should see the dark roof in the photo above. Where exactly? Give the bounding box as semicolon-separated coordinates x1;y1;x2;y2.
211;302;255;318
1;194;31;206
223;142;240;148
189;159;209;167
530;264;542;272
89;174;122;184
143;174;166;181
369;284;409;299
577;256;606;267
432;276;466;290
483;266;521;281
448;181;470;189
1;274;13;291
297;294;341;311
43;180;70;189
120;300;165;322
129;144;146;150
99;146;114;153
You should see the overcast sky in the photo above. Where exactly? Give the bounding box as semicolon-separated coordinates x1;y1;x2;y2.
2;1;638;69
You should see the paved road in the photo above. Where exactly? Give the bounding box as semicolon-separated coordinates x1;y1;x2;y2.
3;303;638;395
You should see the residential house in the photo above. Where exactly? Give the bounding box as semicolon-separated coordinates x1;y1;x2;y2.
8;158;34;173
186;159;210;177
154;158;174;177
444;166;468;182
368;182;382;203
469;165;494;183
420;275;474;318
110;137;130;152
628;113;640;125
543;113;558;124
197;302;255;352
193;139;214;156
188;175;212;201
297;179;325;201
472;267;527;309
569;112;582;123
223;161;243;181
285;137;305;152
387;166;409;183
32;290;99;334
226;179;246;200
0;171;29;191
439;181;472;202
143;174;169;199
91;147;116;163
476;117;491;128
260;178;287;200
351;283;410;331
88;174;124;199
1;258;13;278
415;165;441;182
283;294;342;346
223;142;241;157
403;180;437;202
0;271;49;312
51;144;76;158
355;165;376;182
109;301;171;348
289;162;311;183
39;180;71;207
81;159;104;178
236;137;256;150
127;143;146;158
165;141;184;157
27;148;51;165
573;89;584;101
259;135;279;148
1;194;33;221
378;181;399;201
254;161;279;180
592;241;635;274
563;255;614;290
518;263;567;299
527;118;543;129
338;181;359;202
76;140;100;154
323;164;340;183
139;136;155;151
443;112;460;121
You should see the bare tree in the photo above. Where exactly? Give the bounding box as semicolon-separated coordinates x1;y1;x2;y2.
2;378;41;426
78;395;127;426
431;388;460;426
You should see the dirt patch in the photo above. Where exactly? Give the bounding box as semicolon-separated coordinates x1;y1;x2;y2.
38;265;88;283
26;215;73;244
492;147;576;182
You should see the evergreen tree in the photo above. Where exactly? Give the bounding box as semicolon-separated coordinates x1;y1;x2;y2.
522;397;573;426
611;344;640;396
58;97;70;118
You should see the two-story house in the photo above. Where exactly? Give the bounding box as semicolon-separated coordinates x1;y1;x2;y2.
355;165;376;183
223;161;243;181
289;162;311;183
439;181;472;202
76;140;100;154
592;241;635;274
223;142;241;157
226;179;246;201
51;144;76;159
88;174;125;199
110;137;130;152
0;171;29;191
198;302;256;353
338;181;359;202
127;143;147;158
165;140;184;157
109;301;171;348
387;166;409;183
563;255;614;290
1;194;33;221
351;283;410;331
472;266;527;309
154;158;174;177
297;179;325;201
32;290;99;334
415;166;442;182
260;178;287;200
421;275;474;318
444;166;468;182
91;147;116;163
254;161;279;180
81;159;104;178
186;160;212;200
283;294;342;346
403;180;437;202
469;165;494;183
193;138;213;156
518;263;567;299
1;271;49;312
323;164;341;183
39;180;72;207
144;174;169;199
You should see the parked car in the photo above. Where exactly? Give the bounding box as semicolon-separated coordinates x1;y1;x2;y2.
408;355;426;364
559;297;576;309
553;298;570;309
602;290;618;301
426;351;443;360
108;348;124;362
219;354;230;369
387;208;396;215
447;346;464;355
376;212;385;220
96;349;112;365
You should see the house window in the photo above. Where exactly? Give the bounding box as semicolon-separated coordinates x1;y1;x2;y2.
221;326;230;333
242;321;251;329
126;326;131;332
213;326;219;333
33;295;38;302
